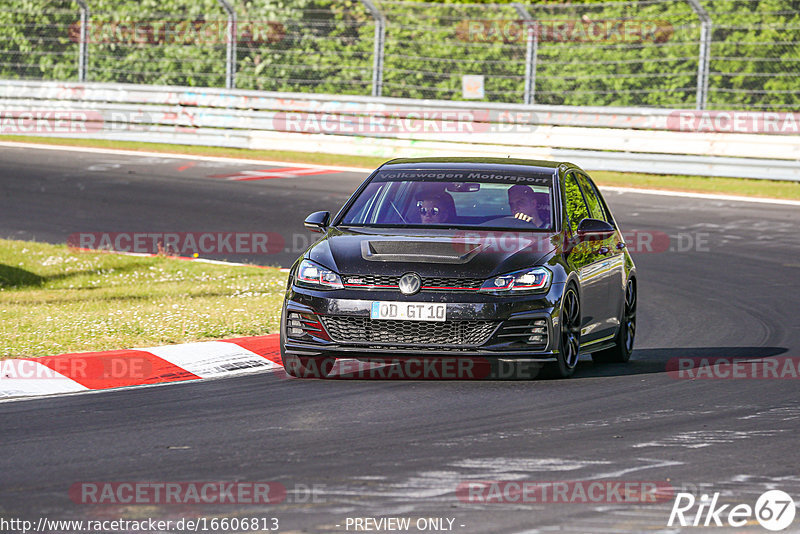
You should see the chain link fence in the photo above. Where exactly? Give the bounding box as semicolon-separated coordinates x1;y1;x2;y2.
0;0;798;110
1;2;81;81
705;0;800;110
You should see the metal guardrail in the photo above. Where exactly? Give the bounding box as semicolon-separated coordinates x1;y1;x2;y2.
1;80;798;181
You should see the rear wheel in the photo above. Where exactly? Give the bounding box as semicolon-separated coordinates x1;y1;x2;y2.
280;305;336;378
592;279;636;364
545;285;581;379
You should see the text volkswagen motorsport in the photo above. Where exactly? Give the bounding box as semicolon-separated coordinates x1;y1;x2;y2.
280;158;637;378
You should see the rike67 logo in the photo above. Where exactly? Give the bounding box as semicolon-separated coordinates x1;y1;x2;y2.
668;490;796;531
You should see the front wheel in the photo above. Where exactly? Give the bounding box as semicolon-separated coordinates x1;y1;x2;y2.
545;285;581;379
592;279;636;364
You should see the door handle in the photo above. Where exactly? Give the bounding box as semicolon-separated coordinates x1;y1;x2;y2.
595;246;610;255
617;242;626;250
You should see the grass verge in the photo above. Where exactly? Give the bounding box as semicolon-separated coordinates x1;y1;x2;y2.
1;135;798;200
0;239;288;359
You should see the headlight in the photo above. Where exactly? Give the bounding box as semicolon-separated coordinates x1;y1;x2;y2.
295;259;343;290
479;267;551;295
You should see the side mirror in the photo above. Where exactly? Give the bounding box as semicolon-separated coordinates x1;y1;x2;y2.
304;211;330;233
576;218;615;241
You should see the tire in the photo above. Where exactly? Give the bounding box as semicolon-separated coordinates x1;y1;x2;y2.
544;285;581;379
592;278;636;364
280;305;336;378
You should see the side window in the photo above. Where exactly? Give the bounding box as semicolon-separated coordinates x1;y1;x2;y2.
576;173;607;222
564;172;589;234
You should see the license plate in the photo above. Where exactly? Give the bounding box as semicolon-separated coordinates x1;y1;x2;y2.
370;301;447;322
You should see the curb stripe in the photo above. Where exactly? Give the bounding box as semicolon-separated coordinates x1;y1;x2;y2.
0;361;89;398
0;334;282;400
32;349;201;390
223;335;283;367
142;340;280;379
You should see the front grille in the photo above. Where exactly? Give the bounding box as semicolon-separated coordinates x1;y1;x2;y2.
343;274;399;287
422;277;483;290
342;274;483;292
321;316;497;346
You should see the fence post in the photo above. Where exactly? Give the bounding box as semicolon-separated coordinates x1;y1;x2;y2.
75;0;89;82
358;0;385;97
686;0;711;110
216;0;237;89
512;3;538;105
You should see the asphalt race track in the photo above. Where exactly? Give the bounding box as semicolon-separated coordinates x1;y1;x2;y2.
1;144;800;533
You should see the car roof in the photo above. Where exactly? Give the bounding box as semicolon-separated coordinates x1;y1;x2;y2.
380;157;565;175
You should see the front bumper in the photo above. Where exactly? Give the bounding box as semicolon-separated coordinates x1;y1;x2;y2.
282;284;565;361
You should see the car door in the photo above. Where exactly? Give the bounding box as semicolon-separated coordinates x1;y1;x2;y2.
575;171;625;338
562;171;611;344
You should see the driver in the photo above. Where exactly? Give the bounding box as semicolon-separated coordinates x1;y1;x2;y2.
417;192;455;224
508;184;545;227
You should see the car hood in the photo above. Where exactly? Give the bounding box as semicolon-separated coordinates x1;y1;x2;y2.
307;227;558;278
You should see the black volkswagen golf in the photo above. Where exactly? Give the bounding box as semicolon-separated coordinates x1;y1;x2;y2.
281;157;636;379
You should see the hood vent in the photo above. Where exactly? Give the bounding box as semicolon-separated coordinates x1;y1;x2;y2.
361;240;483;264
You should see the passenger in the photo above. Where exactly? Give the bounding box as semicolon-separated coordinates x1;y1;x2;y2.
508;184;546;228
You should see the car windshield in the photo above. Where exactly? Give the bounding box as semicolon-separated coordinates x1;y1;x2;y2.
339;168;555;231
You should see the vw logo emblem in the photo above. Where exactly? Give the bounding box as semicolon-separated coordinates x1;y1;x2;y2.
398;273;422;295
